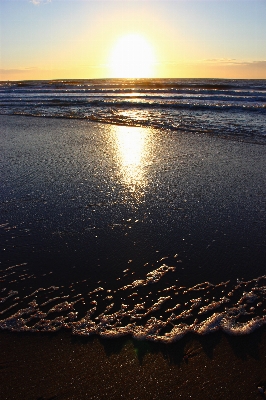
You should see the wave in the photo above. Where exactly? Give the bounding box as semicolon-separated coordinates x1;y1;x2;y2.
1;260;266;343
1;78;265;143
1;97;266;114
1;78;266;91
1;87;266;99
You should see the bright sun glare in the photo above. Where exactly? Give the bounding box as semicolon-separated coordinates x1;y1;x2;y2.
109;34;155;78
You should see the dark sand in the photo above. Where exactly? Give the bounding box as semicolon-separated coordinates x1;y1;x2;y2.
1;115;266;399
1;329;266;399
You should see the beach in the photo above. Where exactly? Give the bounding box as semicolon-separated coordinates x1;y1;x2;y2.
1;0;266;393
1;114;266;399
1;328;266;399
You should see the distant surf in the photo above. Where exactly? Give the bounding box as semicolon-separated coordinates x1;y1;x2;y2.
0;78;265;143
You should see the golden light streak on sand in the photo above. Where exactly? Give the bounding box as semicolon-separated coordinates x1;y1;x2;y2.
111;125;152;197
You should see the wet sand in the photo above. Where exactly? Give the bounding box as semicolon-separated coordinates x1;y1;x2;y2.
1;115;266;399
1;328;266;399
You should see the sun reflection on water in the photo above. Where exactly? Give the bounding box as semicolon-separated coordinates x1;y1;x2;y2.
111;125;151;198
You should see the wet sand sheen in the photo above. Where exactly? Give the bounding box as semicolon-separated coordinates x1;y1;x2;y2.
0;115;266;398
1;329;266;399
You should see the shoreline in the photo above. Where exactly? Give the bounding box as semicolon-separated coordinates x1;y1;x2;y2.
1;112;265;146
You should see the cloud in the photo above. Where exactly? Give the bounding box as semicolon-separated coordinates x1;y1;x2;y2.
30;0;51;5
204;59;266;67
245;60;266;68
0;69;28;74
204;58;239;64
0;67;39;74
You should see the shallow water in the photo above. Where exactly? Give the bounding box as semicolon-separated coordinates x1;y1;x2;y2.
1;115;266;342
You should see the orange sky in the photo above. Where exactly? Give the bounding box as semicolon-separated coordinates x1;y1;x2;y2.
1;0;265;80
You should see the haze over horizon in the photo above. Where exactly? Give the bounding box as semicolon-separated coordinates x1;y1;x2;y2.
1;0;266;80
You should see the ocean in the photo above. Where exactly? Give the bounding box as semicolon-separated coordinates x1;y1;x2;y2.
1;78;266;143
1;78;266;343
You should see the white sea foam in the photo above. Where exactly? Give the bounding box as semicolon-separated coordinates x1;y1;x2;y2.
1;262;266;342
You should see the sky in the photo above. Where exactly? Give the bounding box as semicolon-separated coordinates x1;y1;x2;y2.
0;0;266;80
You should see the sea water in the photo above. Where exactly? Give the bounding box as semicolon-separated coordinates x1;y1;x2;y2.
0;78;266;143
0;78;266;342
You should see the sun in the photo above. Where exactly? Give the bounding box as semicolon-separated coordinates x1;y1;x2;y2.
109;34;155;78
